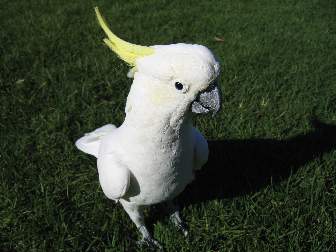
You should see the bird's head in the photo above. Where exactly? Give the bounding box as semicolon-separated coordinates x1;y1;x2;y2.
95;8;221;118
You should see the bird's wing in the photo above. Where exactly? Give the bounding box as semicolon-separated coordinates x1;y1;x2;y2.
192;127;209;170
97;154;130;200
75;124;117;158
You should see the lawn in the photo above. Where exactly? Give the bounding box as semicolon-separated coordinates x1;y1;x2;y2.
1;0;336;251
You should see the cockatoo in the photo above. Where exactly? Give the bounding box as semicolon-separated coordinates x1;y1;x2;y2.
75;7;221;248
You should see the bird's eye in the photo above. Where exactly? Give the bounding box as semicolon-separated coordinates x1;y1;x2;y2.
175;82;184;91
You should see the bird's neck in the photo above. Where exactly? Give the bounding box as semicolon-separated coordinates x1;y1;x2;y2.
123;105;193;135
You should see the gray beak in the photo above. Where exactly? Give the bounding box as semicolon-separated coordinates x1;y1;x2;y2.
191;83;221;115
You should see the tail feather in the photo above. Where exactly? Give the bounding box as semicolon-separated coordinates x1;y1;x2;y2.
75;124;117;158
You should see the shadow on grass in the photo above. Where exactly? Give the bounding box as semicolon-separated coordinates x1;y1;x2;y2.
178;118;336;207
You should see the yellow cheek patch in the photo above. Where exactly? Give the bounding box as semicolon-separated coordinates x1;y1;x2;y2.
150;88;174;105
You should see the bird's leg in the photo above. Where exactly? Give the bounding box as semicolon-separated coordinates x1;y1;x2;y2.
120;200;162;249
166;201;188;237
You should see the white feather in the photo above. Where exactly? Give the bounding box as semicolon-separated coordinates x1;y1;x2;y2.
75;124;116;158
193;127;209;170
97;153;130;200
76;43;218;206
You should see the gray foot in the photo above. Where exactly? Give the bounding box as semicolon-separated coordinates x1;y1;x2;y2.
170;211;188;237
137;225;162;250
137;236;162;250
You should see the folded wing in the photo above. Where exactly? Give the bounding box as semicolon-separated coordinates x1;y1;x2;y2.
97;154;130;200
192;127;209;170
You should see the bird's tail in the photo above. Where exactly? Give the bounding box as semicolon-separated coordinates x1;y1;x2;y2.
75;124;117;158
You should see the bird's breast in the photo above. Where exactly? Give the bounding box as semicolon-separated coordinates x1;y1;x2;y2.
122;125;195;205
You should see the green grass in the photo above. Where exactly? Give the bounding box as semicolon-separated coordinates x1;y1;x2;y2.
1;0;336;251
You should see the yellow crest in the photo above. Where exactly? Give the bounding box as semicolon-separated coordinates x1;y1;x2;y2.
94;7;154;66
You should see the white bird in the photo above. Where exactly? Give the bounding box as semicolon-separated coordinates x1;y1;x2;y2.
75;7;221;248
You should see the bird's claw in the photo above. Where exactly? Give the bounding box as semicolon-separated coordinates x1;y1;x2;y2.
175;222;188;237
180;225;188;237
137;237;162;250
169;213;188;237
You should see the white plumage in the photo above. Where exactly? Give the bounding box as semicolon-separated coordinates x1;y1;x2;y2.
75;8;221;248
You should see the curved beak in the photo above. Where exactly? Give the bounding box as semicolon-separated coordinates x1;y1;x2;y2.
191;83;221;116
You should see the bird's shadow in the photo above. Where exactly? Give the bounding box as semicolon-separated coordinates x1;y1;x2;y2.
177;118;336;207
